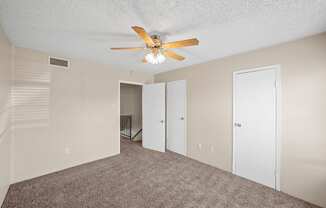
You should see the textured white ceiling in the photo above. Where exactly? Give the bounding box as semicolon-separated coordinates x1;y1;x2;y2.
1;0;326;74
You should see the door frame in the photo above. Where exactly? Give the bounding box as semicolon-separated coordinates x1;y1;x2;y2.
118;80;144;153
232;65;282;191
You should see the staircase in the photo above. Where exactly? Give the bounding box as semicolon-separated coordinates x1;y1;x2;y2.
120;115;142;141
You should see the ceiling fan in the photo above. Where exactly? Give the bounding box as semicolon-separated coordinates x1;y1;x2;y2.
111;26;199;64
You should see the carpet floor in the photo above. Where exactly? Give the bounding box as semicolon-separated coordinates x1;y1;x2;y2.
2;139;320;208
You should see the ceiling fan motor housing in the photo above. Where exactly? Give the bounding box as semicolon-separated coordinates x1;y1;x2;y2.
150;35;162;48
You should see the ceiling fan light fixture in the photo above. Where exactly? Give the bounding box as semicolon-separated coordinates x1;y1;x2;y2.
111;26;199;63
145;52;166;64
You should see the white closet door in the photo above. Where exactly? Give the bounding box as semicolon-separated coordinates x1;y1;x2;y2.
142;83;166;152
167;80;186;155
234;68;277;189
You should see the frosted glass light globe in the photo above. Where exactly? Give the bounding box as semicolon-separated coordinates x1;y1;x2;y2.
145;52;166;64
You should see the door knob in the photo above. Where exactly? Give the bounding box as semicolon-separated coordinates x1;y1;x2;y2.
160;120;164;123
180;117;185;120
234;123;242;127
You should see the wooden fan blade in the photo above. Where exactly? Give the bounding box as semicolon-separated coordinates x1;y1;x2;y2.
132;26;155;46
162;38;199;49
163;50;185;61
142;58;147;63
110;47;144;51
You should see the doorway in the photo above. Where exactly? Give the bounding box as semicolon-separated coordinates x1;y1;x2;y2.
120;82;143;144
233;65;281;190
119;81;187;154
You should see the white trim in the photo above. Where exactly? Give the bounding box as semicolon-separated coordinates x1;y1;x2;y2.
184;81;188;156
233;64;281;74
10;45;15;184
275;67;282;191
232;65;282;191
232;74;237;175
118;80;144;153
119;80;144;86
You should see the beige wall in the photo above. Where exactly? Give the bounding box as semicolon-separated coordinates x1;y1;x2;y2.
11;47;153;183
120;83;142;135
0;26;12;205
2;25;325;207
155;33;326;207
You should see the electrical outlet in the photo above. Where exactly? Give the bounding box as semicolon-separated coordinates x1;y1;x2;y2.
198;143;202;150
65;147;71;155
210;146;214;153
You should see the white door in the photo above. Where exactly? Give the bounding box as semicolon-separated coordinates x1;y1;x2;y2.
142;83;166;152
233;68;277;189
167;80;187;155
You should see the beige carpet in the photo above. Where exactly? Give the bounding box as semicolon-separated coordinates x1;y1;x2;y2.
2;139;320;208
